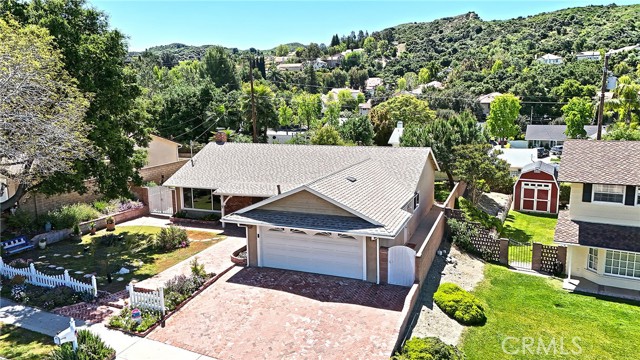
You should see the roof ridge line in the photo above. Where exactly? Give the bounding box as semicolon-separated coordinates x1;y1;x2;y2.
304;157;374;186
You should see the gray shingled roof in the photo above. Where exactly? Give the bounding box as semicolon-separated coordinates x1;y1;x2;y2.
525;125;600;141
557;140;640;186
223;210;393;237
554;211;640;252
520;161;558;179
164;142;435;196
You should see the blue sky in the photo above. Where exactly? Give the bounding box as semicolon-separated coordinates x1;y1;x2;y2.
91;1;639;51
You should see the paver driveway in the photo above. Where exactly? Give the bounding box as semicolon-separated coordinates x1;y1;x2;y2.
149;267;410;360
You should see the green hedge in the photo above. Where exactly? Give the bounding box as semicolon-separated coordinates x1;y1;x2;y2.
393;337;465;360
434;283;486;326
46;329;114;360
559;183;571;205
44;204;101;230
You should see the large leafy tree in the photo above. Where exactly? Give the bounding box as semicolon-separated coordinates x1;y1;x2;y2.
486;94;521;140
452;144;513;205
310;126;344;145
369;95;436;145
2;0;150;200
338;113;375;146
0;19;91;211
200;46;239;90
562;97;594;139
606;75;640;125
293;93;321;129
401;111;486;188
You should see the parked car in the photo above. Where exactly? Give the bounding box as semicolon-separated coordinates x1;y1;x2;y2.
536;147;549;158
550;145;563;155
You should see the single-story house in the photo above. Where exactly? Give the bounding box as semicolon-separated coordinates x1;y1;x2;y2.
494;146;539;177
324;53;344;68
164;140;440;283
143;135;182;168
554;140;640;292
388;121;404;147
276;63;304;72
266;129;307;144
358;99;372;116
513;161;560;214
576;51;601;61
537;54;563;65
365;77;384;94
309;59;327;70
525;125;603;148
477;92;502;116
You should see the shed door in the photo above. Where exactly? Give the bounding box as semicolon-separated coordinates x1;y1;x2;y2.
259;227;364;280
521;182;551;213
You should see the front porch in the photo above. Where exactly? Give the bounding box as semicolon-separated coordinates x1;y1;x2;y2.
563;277;640;302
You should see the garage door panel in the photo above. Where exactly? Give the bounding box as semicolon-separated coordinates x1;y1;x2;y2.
260;227;364;280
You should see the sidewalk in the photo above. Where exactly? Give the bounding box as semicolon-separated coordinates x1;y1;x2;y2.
0;298;216;360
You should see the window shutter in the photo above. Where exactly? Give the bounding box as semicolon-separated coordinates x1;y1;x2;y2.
582;183;592;203
624;185;635;206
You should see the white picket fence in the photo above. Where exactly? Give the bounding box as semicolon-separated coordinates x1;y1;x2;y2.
127;283;165;315
0;257;97;296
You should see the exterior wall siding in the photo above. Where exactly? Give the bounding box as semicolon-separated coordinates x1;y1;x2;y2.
568;183;640;226
569;246;640;291
247;225;258;266
365;237;378;283
261;190;356;217
146;136;180;167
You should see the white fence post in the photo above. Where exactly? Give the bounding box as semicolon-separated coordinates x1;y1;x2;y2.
29;263;37;284
91;276;97;297
64;270;71;283
159;287;165;316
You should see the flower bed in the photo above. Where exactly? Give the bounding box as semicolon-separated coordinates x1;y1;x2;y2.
231;246;247;266
169;217;220;228
1;277;92;310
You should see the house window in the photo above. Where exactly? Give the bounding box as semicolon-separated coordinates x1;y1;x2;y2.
592;184;625;204
182;188;221;211
510;170;520;177
604;250;640;279
587;248;598;271
413;192;420;210
636;186;640;206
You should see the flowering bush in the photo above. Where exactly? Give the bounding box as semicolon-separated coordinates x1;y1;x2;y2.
11;285;28;302
151;226;189;251
8;258;30;268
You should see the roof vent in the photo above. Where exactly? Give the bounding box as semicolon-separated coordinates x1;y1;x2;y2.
346;176;357;183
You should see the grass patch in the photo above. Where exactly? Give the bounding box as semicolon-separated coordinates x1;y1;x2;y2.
460;265;640;360
0;324;56;360
7;226;224;293
459;197;502;231
501;211;557;245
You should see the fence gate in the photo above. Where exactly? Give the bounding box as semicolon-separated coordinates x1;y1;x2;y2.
388;246;416;287
509;239;533;269
148;186;174;215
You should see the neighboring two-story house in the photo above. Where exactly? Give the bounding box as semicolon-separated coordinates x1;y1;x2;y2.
554;140;640;291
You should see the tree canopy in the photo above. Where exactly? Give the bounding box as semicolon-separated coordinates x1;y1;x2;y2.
370;95;436;145
486;94;521;140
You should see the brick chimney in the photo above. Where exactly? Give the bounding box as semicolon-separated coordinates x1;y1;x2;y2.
214;131;227;144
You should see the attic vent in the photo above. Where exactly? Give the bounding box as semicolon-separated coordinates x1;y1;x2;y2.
346;176;357;183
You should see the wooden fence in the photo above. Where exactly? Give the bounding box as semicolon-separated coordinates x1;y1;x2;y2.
0;258;97;296
127;283;166;315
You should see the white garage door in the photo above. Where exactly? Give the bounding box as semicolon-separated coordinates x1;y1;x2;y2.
259;227;364;280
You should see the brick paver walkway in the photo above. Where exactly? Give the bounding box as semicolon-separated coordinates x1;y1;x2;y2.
149;267;409;360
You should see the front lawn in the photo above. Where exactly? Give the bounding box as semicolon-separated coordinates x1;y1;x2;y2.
0;324;56;360
7;226;224;293
501;211;557;245
460;265;640;360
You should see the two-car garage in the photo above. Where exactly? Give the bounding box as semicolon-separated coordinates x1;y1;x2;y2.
257;227;365;280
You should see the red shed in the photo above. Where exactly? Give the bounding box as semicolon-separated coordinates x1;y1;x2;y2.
513;161;559;214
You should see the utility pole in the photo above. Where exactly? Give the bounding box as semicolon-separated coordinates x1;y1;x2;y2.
596;53;610;140
249;56;258;143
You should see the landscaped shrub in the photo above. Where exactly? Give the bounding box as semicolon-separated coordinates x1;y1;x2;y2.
92;200;113;215
393;337;465;360
46;329;115;360
163;268;211;310
8;258;30;268
447;219;478;253
435;182;452;203
152;226;189;251
108;306;160;333
6;209;35;232
458;197;502;231
201;213;221;221
559;183;571;206
45;204;101;230
190;258;206;278
2;279;84;310
434;283;486;326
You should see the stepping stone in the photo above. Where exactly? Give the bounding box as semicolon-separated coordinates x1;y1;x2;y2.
53;254;61;257
74;271;84;275
48;265;57;268
63;255;71;258
83;274;93;278
38;256;46;259
116;277;124;282
56;266;65;270
73;255;83;258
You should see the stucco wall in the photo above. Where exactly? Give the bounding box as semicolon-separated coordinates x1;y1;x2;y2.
569;246;640;291
365;237;378;282
405;157;436;241
568;183;640;226
246;225;258;266
146;136;180;168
